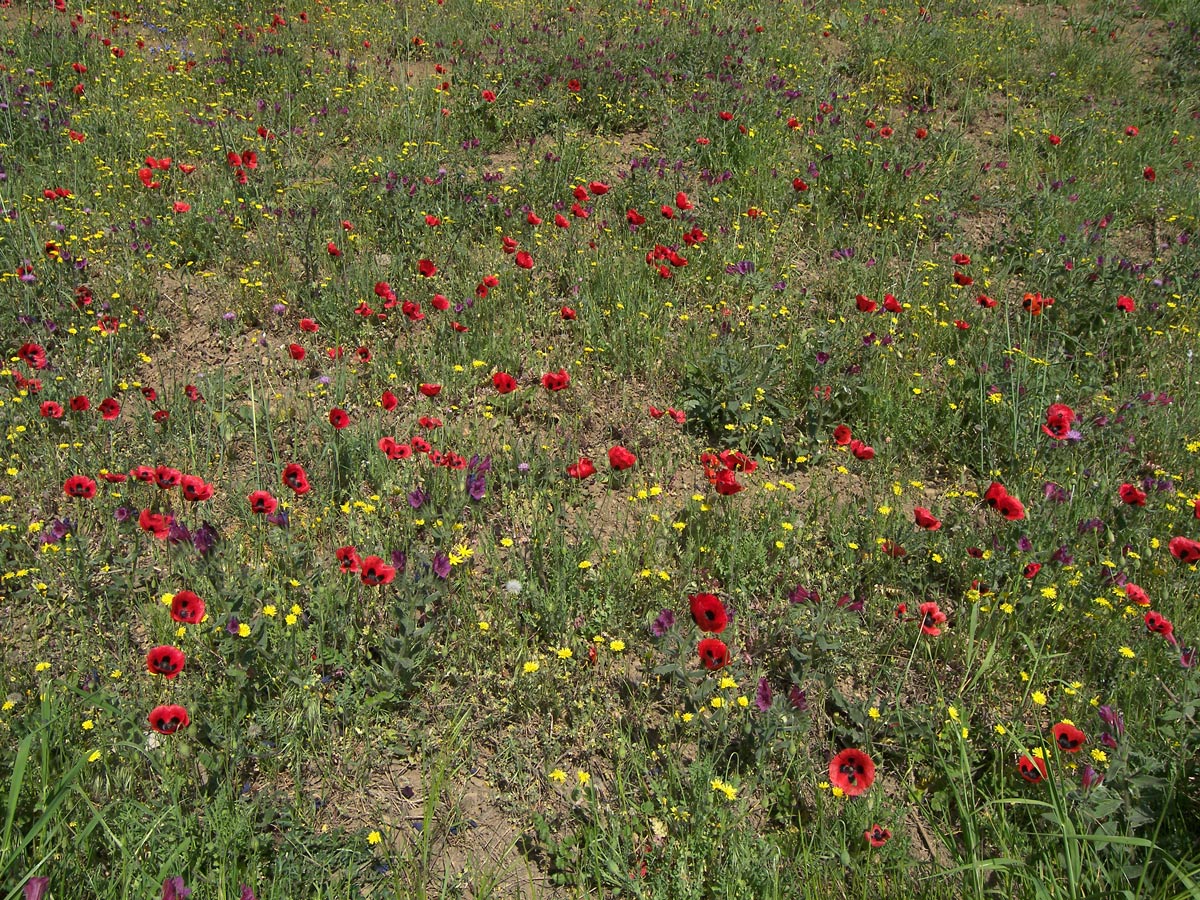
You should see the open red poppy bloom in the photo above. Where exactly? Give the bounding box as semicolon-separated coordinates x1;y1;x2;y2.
995;494;1025;521
1023;563;1042;579
855;293;877;313
63;475;97;499
419;383;441;397
139;509;173;540
712;469;743;495
146;646;185;679
918;601;947;636
984;482;1008;508
541;369;570;391
913;507;941;530
864;825;891;847
70;395;91;411
360;555;396;586
247;490;278;515
328;408;349;429
1022;292;1054;315
688;593;728;633
833;424;852;445
99;397;121;420
180;475;214;502
417;258;438;277
1018;754;1048;784
148;704;190;735
1118;483;1147;506
515;251;533;269
1124;583;1150;606
1168;536;1200;563
697;638;730;670
336;545;361;574
608;446;637;471
155;466;182;489
850;439;875;461
289;343;306;360
1117;295;1135;312
1051;722;1087;753
493;372;517;394
1145;610;1175;642
1041;403;1075;440
171;590;205;624
829;748;875;796
567;457;596;479
282;463;310;495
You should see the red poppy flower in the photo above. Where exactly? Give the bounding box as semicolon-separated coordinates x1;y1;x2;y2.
608;446;637;471
1022;292;1054;315
913;507;941;530
1124;583;1150;606
829;748;875;796
918;601;947;636
626;208;646;226
1018;755;1047;784
410;436;431;453
515;251;534;269
130;465;156;483
567;79;581;92
1168;535;1200;563
855;293;877;313
697;638;730;670
99;471;127;484
299;318;319;333
554;213;570;228
146;646;186;679
418;416;442;430
274;463;308;496
953;271;974;286
527;211;542;225
493;372;517;393
1143;166;1155;182
18;343;48;369
1048;133;1061;146
689;593;728;633
883;293;902;313
850;439;875;461
560;306;577;320
1051;722;1086;753
155;466;182;489
864;825;891;847
541;369;570;391
976;294;996;308
288;343;306;360
417;259;438;277
1118;483;1146;506
247;490;278;515
170;590;205;624
712;469;743;495
995;493;1025;521
328;408;350;429
833;424;852;445
419;383;441;397
180;475;214;502
326;241;341;257
1117;295;1135;312
675;192;693;210
481;89;496;103
1125;125;1139;136
567;457;596;479
1023;563;1042;579
70;395;90;412
360;555;396;586
1042;403;1075;440
148;704;190;735
1145;610;1175;642
99;397;121;420
63;474;97;499
336;545;361;574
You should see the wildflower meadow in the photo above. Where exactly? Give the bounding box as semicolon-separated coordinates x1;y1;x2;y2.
2;0;1199;896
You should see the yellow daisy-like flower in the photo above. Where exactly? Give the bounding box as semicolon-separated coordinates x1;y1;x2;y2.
238;623;251;638
367;831;382;845
1031;691;1048;706
549;769;567;783
1119;646;1135;659
556;647;573;659
523;661;540;674
263;605;277;617
577;770;591;785
609;639;625;652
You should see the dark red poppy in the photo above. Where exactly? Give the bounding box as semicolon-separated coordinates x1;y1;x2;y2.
515;251;534;269
99;471;127;484
1023;562;1042;579
148;704;190;735
247;490;278;515
171;590;205;624
560;306;577;320
1169;536;1200;563
567;457;596;479
697;638;730;670
180;475;214;502
288;343;306;360
419;383;441;397
953;271;973;286
1051;722;1087;753
793;177;809;191
139;509;173;540
829;748;875;796
984;482;1008;508
541;369;570;391
336;545;361;574
493;372;517;393
913;507;941;530
155;466;182;489
18;343;48;369
279;463;309;496
850;439;875;461
299;318;319;333
864;825;891;847
626;208;646;226
567;78;581;92
146;646;186;679
1041;403;1075;440
70;395;90;412
918;601;947;636
1145;610;1175;642
417;259;437;277
833;424;852;446
1022;292;1054;315
1117;295;1135;313
99;397;121;420
1048;133;1061;146
855;293;877;313
589;181;609;195
410;436;431;453
40;401;63;419
328;408;349;429
1118;483;1146;506
1018;754;1048;783
976;294;996;308
688;593;728;633
995;494;1025;521
608;446;637;471
130;465;156;483
360;555;396;586
1143;166;1155;182
712;469;743;495
63;474;97;498
675;192;693;210
883;293;902;313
